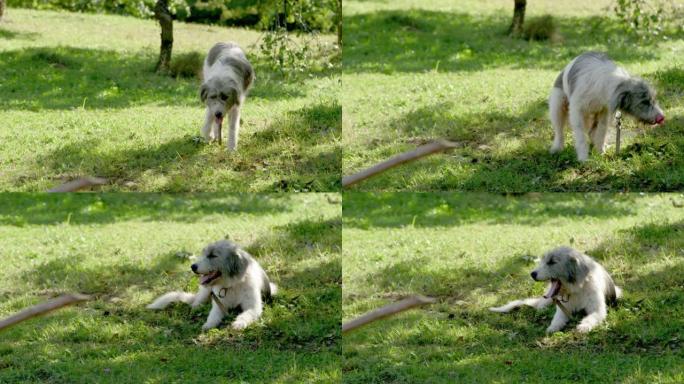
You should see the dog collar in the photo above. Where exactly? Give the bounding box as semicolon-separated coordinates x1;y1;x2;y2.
210;291;228;315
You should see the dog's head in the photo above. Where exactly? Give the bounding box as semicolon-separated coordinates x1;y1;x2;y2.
200;77;239;127
612;78;665;125
530;246;590;298
191;240;249;286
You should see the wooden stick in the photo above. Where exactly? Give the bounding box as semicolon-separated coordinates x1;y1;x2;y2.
48;177;107;193
342;140;458;188
342;295;436;333
0;294;90;332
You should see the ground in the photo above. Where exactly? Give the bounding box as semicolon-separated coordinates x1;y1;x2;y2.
0;8;340;192
343;192;684;383
0;193;341;383
342;0;684;192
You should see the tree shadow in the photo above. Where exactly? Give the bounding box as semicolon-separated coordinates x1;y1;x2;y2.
0;194;291;226
241;101;342;192
349;100;684;192
0;47;311;111
0;28;39;40
343;192;637;229
344;10;662;74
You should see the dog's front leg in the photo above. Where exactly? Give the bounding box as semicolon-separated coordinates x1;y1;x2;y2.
546;306;569;333
489;297;552;313
232;292;262;330
569;107;589;162
590;113;610;154
201;108;214;141
201;301;225;331
576;300;607;333
191;285;211;309
227;105;241;151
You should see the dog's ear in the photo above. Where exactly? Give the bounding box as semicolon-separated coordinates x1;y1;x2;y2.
227;87;239;106
225;248;249;277
611;80;633;112
566;254;589;283
200;83;209;102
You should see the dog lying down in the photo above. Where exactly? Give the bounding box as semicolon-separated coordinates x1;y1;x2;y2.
147;240;276;331
490;246;621;333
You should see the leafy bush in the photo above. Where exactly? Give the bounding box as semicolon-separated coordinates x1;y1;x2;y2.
169;51;203;78
12;0;337;32
613;0;672;40
522;15;557;41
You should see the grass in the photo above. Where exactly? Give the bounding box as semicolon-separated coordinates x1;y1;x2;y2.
0;8;341;192
0;193;341;383
343;192;684;383
342;0;684;191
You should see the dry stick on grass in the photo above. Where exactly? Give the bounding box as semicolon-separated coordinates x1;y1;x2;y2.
342;140;459;188
342;295;437;333
217;124;222;145
47;177;108;193
0;294;90;332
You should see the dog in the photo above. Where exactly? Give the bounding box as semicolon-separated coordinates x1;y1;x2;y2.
147;240;276;331
490;246;621;333
549;52;665;161
200;42;254;151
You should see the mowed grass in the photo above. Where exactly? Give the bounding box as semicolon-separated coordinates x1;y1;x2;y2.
0;8;341;192
343;193;684;383
343;0;684;191
0;193;341;383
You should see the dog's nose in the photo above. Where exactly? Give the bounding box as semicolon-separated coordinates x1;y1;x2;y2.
191;264;198;273
215;111;223;118
655;113;665;125
530;271;538;280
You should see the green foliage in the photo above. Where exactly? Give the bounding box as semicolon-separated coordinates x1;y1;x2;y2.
169;51;202;78
614;0;666;40
522;15;557;41
12;0;338;32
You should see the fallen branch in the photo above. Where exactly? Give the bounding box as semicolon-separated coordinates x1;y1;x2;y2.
0;294;90;332
48;177;107;192
342;295;436;333
342;140;458;188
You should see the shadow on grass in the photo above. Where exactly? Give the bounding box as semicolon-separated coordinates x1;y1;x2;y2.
343;193;637;229
0;47;311;111
242;100;342;192
0;194;292;226
0;28;39;40
344;10;663;74
351;99;684;192
344;220;684;382
21;101;341;192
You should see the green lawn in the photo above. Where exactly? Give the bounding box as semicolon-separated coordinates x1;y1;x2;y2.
342;0;684;191
0;8;341;192
0;193;341;383
343;192;684;383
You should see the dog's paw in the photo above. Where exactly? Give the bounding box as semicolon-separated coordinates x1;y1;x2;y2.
146;303;164;310
549;145;562;154
201;322;219;331
546;325;562;334
231;320;249;330
489;306;508;313
576;323;594;333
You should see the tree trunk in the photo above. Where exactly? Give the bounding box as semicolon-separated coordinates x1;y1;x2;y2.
509;0;527;36
154;0;173;73
0;0;6;22
337;0;342;46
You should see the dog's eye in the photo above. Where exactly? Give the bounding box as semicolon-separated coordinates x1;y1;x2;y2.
547;259;556;266
207;253;217;259
220;93;228;101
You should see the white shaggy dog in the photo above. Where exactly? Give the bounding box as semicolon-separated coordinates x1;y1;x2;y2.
147;240;276;331
490;246;621;333
549;52;665;161
200;42;255;151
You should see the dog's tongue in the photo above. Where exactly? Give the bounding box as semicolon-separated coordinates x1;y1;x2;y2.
200;272;219;285
544;280;561;299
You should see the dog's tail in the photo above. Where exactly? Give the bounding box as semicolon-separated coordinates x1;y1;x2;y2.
146;292;196;310
269;283;278;296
